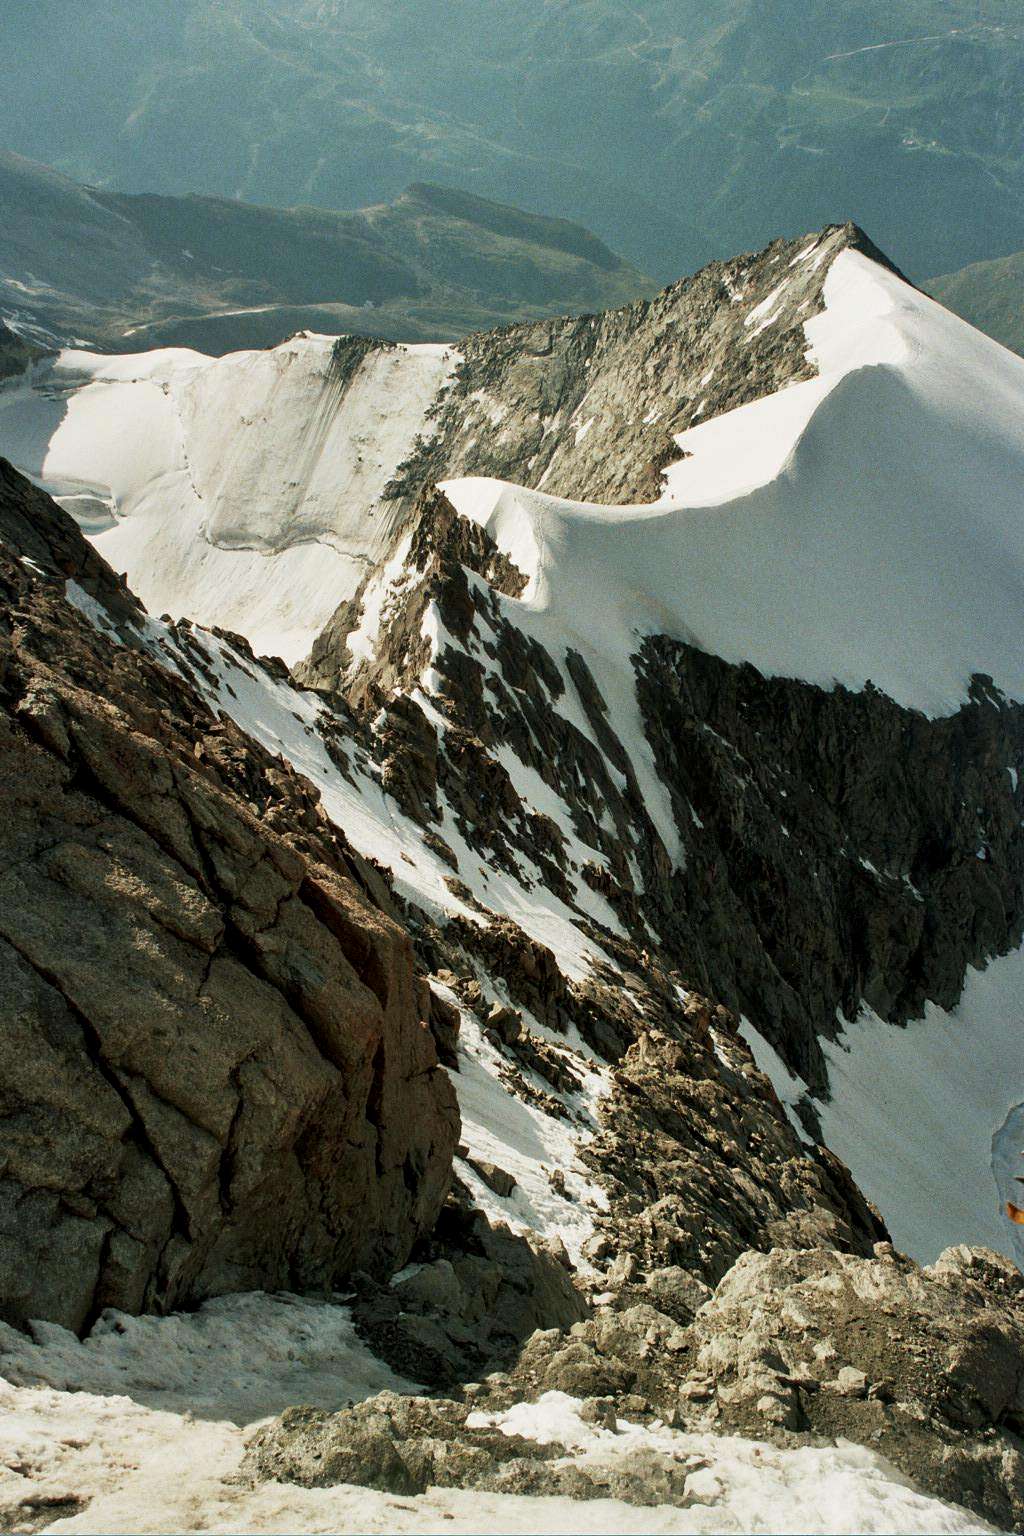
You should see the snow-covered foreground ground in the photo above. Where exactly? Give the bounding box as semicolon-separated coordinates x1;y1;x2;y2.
0;1304;992;1535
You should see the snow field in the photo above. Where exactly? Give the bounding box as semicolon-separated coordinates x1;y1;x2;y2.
0;337;457;663
742;946;1024;1268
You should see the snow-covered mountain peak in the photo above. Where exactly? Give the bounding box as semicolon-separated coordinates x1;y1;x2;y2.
430;246;1024;719
0;220;877;667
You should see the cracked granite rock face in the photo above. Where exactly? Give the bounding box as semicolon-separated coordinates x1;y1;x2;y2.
382;223;900;510
0;460;459;1334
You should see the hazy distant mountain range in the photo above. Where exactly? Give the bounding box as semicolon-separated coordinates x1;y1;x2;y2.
5;0;1024;284
0;150;656;353
928;249;1024;358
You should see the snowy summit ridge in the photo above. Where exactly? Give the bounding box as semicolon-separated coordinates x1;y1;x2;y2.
1;220;1024;1533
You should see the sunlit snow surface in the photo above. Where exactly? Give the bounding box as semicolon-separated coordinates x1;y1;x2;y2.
443;253;1024;719
0;336;456;663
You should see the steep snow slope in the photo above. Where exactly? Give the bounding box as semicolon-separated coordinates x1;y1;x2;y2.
0;335;456;662
444;251;1024;718
741;944;1024;1271
820;952;1024;1269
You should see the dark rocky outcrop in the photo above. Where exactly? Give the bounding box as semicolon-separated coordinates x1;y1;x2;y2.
0;461;459;1333
636;638;1024;1087
301;484;531;701
579;1003;887;1293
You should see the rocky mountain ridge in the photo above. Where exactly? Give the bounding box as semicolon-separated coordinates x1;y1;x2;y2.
378;223;900;511
2;219;1024;1530
0;219;878;672
0;149;655;355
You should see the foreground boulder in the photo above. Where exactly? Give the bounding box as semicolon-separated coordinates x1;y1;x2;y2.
0;461;459;1332
241;1390;703;1506
352;1187;589;1386
681;1243;1024;1531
